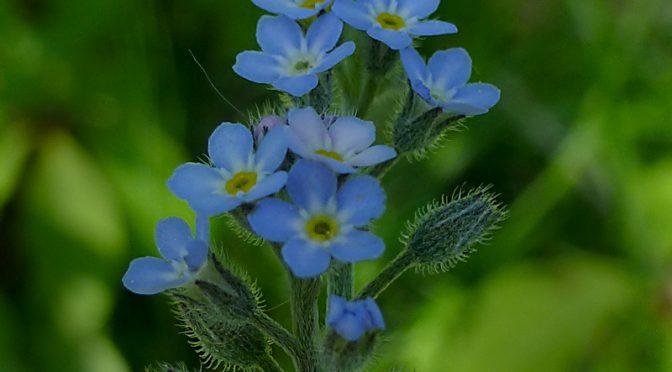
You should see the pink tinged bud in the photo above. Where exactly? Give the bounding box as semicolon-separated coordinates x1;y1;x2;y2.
254;115;285;143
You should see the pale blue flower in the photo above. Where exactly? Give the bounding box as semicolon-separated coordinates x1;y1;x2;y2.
327;296;385;341
168;123;288;217
234;14;355;97
122;217;209;295
252;0;334;20
285;107;397;174
332;0;457;50
401;47;501;116
248;160;386;278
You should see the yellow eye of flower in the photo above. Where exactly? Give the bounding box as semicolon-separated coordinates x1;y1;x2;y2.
376;12;405;30
306;215;339;241
315;149;344;162
300;0;324;9
225;172;258;195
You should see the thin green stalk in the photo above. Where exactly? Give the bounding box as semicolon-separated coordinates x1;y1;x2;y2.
290;276;321;372
357;73;379;118
328;261;353;298
357;252;414;299
258;356;285;372
252;311;301;361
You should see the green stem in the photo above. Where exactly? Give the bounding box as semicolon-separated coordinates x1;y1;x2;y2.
357;73;379;118
357;252;414;299
328;261;353;298
252;311;301;361
258;356;285;372
290;276;321;372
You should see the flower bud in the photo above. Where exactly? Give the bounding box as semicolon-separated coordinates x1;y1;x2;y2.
253;115;285;143
393;105;464;155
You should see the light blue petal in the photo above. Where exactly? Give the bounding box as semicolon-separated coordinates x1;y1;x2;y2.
332;0;372;30
273;74;319;97
252;0;318;19
367;27;412;50
122;257;188;295
248;198;301;242
316;154;358;174
331;230;385;263
255;126;288;173
347;145;397;167
410;79;434;104
155;217;192;261
251;0;287;14
287;107;329;154
242;171;288;202
400;47;428;85
428;48;472;92
363;298;386;329
282;238;331;278
184;240;208;271
398;0;440;18
313;42;356;73
257;15;303;56
332;313;366;341
336;176;386;226
307;13;343;53
196;214;210;242
208;123;253;172
327;296;347;324
287;160;337;211
168;163;241;215
329;116;375;155
442;83;501;116
408;20;458;36
233;51;281;84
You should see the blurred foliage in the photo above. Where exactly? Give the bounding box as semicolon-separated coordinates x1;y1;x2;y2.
1;0;671;371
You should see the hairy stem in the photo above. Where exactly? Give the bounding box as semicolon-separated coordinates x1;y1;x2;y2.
290;276;321;372
357;252;414;299
357;73;379;118
252;311;301;361
258;356;285;372
328;261;353;298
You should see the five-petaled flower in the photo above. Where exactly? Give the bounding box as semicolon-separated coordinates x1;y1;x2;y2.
122;217;209;295
401;47;501;116
234;14;355;97
252;0;334;20
332;0;457;50
285;107;397;174
327;296;385;341
168;123;288;217
248;160;386;278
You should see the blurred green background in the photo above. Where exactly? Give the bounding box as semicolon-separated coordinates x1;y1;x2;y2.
1;0;672;371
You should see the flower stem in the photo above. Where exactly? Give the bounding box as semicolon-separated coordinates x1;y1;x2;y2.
252;311;301;361
357;73;379;118
328;261;353;298
290;276;321;372
357;252;414;299
258;356;285;372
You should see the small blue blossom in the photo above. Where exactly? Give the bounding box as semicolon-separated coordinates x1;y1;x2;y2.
327;296;385;341
332;0;457;50
248;160;386;278
122;217;209;295
168;123;288;217
285;107;397;174
234;14;355;97
401;47;501;116
252;0;334;20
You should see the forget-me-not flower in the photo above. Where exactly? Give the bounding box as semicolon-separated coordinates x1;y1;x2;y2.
401;47;501;116
327;296;385;341
248;160;386;278
285;107;397;174
332;0;457;50
123;217;209;295
168;123;288;217
234;14;355;97
252;0;334;20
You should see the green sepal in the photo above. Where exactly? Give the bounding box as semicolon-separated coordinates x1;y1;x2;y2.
321;331;382;372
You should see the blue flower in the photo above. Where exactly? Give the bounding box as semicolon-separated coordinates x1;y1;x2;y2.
234;14;355;97
252;0;334;20
285;107;397;174
248;160;386;278
168;123;288;217
327;296;385;341
122;217;209;295
401;47;501;116
332;0;457;50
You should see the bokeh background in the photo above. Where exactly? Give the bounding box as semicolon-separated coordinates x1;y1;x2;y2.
1;0;672;371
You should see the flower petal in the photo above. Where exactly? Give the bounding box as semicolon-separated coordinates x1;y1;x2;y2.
208;123;253;172
273;74;319;97
184;240;208;271
287;160;337;212
315;155;357;174
408;20;458;36
332;312;367;341
346;145;397;167
257;15;303;56
332;0;372;30
281;238;331;278
167;163;241;216
248;198;301;242
196;214;210;242
327;295;347;324
367;27;412;50
252;0;320;19
400;47;428;85
313;42;356;73
329;116;375;155
287;107;329;154
242;171;288;202
233;51;281;84
442;83;501;116
331;230;385;263
255;126;288;173
428;48;472;92
307;13;343;53
155;217;192;261
122;257;188;295
398;0;440;18
363;298;386;329
337;176;386;226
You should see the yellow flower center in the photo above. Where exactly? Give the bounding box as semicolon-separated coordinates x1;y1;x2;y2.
225;172;258;195
315;149;344;162
376;12;405;30
306;215;339;242
300;0;324;9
